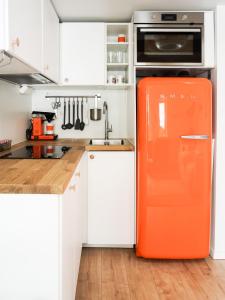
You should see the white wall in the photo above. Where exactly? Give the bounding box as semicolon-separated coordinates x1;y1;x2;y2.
127;85;135;144
0;81;31;145
210;5;225;259
32;87;129;139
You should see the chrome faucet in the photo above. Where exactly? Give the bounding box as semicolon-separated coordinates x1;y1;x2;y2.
103;101;112;140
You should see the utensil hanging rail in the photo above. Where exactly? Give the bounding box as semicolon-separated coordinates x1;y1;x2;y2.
45;95;101;99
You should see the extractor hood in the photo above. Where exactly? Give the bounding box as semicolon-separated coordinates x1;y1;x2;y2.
0;50;55;85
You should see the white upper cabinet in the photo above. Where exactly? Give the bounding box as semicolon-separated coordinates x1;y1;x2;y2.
3;0;43;71
60;23;105;85
0;0;59;79
42;0;59;82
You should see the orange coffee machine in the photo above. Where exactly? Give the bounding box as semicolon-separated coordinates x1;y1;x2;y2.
26;111;58;141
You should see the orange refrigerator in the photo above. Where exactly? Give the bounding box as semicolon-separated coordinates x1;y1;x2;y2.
136;77;212;259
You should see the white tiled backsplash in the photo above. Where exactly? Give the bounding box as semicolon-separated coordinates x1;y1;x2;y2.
32;88;129;139
0;81;31;145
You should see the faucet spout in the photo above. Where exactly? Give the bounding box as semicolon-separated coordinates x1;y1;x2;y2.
103;101;112;140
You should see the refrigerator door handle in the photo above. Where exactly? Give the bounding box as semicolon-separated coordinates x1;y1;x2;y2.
180;135;209;140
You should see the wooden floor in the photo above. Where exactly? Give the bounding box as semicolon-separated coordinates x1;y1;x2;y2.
75;248;225;300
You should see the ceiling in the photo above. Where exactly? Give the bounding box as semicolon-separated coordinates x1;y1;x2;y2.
52;0;225;22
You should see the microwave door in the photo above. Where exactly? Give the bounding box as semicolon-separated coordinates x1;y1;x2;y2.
136;27;202;65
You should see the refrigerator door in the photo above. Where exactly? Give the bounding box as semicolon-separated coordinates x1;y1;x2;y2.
137;77;212;259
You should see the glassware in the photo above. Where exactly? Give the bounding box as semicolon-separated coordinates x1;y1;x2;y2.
116;51;123;63
108;51;113;63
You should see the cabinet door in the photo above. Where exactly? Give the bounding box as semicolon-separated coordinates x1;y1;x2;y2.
61;154;87;300
7;0;42;71
61;170;81;300
60;23;105;85
79;152;88;243
88;151;135;245
42;0;59;82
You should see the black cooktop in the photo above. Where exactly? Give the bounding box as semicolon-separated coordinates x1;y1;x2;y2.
0;145;71;159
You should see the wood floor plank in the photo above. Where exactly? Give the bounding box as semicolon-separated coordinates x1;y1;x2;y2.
206;258;225;277
76;248;225;300
76;248;102;300
101;282;130;300
178;261;209;300
101;248;128;285
88;248;102;284
76;281;101;300
123;249;160;300
77;247;89;282
150;260;189;300
183;260;225;300
205;258;225;295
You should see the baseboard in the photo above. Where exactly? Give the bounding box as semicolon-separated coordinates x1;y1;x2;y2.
83;243;134;248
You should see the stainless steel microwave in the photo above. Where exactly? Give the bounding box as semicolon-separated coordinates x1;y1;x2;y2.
134;11;207;66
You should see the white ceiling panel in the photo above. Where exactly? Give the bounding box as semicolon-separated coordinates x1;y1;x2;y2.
52;0;225;22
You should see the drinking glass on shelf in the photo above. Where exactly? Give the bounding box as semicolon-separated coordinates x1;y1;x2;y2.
108;51;113;63
116;51;123;63
113;52;118;63
123;51;127;63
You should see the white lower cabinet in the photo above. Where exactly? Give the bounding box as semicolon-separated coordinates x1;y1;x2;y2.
87;151;135;246
0;153;87;300
0;150;134;299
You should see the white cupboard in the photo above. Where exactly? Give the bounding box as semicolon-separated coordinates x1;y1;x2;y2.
0;0;59;79
87;151;135;246
60;23;105;85
42;0;59;82
0;153;87;300
0;0;43;71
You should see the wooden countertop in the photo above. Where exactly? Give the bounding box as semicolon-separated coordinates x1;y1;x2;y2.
0;139;134;195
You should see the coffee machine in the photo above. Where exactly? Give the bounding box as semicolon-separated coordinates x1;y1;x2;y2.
26;111;58;141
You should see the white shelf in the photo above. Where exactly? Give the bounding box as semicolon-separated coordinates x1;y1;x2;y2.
107;63;129;71
105;83;131;89
107;63;128;66
107;42;129;52
106;83;130;86
107;42;129;45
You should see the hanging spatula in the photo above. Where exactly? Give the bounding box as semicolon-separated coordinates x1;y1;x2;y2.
80;98;85;131
75;98;81;130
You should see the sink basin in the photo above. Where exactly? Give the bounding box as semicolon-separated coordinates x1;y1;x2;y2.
89;139;125;146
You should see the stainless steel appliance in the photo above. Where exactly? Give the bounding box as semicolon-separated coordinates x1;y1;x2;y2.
134;11;205;66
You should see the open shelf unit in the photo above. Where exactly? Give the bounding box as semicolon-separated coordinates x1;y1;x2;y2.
105;23;133;87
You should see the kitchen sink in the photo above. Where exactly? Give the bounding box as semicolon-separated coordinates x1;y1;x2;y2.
89;139;125;146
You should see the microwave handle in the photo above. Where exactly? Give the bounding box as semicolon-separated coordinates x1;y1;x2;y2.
140;28;201;33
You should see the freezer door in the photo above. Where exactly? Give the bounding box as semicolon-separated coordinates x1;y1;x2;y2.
137;77;212;259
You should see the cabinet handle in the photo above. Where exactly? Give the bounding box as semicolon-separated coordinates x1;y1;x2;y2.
75;172;80;177
90;154;95;159
69;184;76;192
64;78;69;83
44;65;49;71
11;37;20;49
